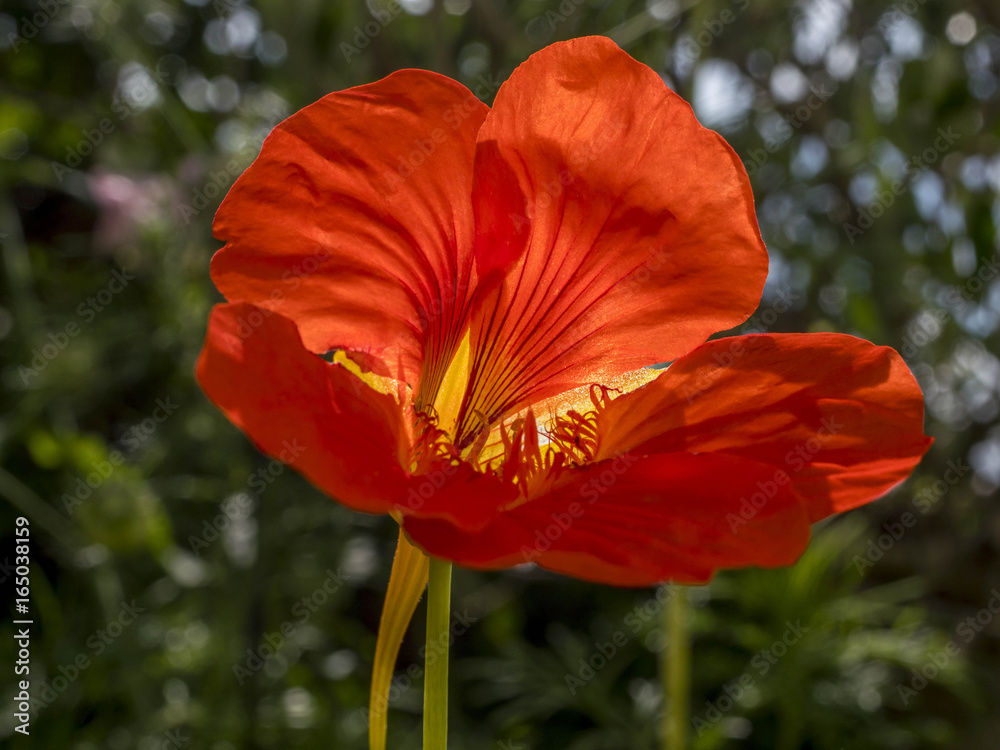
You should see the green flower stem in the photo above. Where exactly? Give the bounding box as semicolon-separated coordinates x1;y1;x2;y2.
424;557;453;750
663;585;690;750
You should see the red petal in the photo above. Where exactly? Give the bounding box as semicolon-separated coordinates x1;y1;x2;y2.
211;70;489;403
196;303;413;514
196;303;516;529
454;36;767;445
402;452;811;586
595;333;933;521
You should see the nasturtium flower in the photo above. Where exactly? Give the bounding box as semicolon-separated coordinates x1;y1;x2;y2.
195;35;930;745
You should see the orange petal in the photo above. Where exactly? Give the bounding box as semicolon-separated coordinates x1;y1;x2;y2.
195;303;412;514
196;302;516;530
369;529;429;750
454;36;767;446
402;452;811;586
211;70;490;403
594;333;933;521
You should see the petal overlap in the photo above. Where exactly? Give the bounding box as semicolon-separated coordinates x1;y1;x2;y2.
592;333;933;521
211;70;490;404
196;302;412;515
195;303;517;529
453;36;768;445
402;452;811;586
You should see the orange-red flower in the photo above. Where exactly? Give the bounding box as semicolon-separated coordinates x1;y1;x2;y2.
196;37;931;746
197;36;930;587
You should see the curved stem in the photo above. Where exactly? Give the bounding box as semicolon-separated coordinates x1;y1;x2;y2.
663;586;690;750
369;530;429;750
423;558;453;749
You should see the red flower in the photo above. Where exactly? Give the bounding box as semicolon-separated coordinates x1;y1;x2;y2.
196;37;931;746
197;35;930;586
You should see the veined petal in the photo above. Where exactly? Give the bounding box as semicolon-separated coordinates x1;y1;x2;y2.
594;333;933;521
454;36;767;446
370;529;429;750
195;303;412;514
196;303;516;530
211;70;490;403
402;452;811;586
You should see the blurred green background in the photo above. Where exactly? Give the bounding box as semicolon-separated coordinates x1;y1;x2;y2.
2;0;999;747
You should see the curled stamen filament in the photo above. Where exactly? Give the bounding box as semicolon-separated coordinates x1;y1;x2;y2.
548;383;617;464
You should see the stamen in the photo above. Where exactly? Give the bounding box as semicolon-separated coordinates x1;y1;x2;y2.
547;383;617;464
408;408;457;475
472;409;567;502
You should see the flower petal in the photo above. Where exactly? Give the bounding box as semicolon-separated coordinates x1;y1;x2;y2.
594;333;933;521
454;36;767;445
211;70;490;402
402;452;811;586
195;302;412;514
196;303;517;530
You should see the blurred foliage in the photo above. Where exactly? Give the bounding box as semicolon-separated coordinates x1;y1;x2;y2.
1;0;999;748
